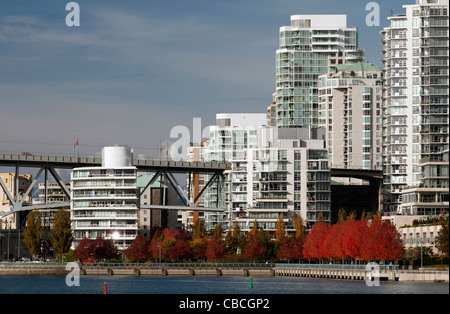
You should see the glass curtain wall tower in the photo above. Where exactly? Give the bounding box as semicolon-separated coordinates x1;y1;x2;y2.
276;15;363;128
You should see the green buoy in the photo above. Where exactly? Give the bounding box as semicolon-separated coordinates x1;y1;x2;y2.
249;277;253;288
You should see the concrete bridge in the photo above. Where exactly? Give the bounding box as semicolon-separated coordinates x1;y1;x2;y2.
330;167;383;213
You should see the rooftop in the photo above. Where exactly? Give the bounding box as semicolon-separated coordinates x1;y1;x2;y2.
335;62;382;73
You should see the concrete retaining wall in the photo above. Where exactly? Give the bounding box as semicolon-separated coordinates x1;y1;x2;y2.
274;267;449;282
1;265;448;282
0;266;69;276
397;270;449;282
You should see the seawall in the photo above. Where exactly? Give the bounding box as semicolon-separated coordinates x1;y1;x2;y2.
0;264;448;282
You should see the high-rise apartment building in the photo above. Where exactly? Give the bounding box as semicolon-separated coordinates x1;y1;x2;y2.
318;62;384;169
380;0;449;211
399;149;449;215
204;114;330;236
71;145;138;250
203;113;266;232
276;15;364;128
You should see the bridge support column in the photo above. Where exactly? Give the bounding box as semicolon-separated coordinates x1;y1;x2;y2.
369;178;382;213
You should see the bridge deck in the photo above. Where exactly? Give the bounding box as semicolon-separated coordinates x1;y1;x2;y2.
0;152;229;173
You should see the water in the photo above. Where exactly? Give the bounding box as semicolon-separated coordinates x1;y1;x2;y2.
0;275;448;294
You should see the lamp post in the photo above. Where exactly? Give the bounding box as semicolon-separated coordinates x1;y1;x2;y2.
420;234;425;272
157;242;161;265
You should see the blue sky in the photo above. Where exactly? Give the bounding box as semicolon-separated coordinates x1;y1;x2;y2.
0;0;408;158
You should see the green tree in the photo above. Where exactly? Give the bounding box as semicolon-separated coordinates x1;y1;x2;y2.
193;219;207;239
224;222;245;255
49;209;73;262
23;210;44;259
213;224;223;239
436;217;449;258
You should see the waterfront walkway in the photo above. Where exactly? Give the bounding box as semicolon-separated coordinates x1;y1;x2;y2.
1;262;448;282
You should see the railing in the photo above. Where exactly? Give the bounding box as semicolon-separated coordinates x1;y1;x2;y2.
0;262;66;267
80;262;275;268
274;263;400;271
0;262;400;271
0;151;230;169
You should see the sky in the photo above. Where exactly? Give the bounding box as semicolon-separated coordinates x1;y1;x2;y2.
0;0;409;159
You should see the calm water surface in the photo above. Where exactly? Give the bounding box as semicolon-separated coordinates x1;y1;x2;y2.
0;275;448;294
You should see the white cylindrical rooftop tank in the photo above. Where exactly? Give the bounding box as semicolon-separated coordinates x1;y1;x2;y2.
102;145;133;167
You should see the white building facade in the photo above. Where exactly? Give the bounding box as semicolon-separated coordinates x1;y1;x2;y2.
71;146;138;250
380;0;449;211
319;62;384;170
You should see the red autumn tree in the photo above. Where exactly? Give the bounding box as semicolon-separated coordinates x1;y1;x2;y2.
369;219;405;261
92;237;118;260
162;228;179;240
380;220;405;261
125;235;150;262
291;236;305;261
303;222;330;261
342;219;369;260
168;240;191;261
74;237;94;260
148;236;166;261
148;228;192;262
321;221;348;260
148;229;168;261
244;235;266;262
277;237;294;260
206;236;226;261
320;225;334;260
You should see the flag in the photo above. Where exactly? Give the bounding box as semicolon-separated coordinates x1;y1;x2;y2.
74;132;79;154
